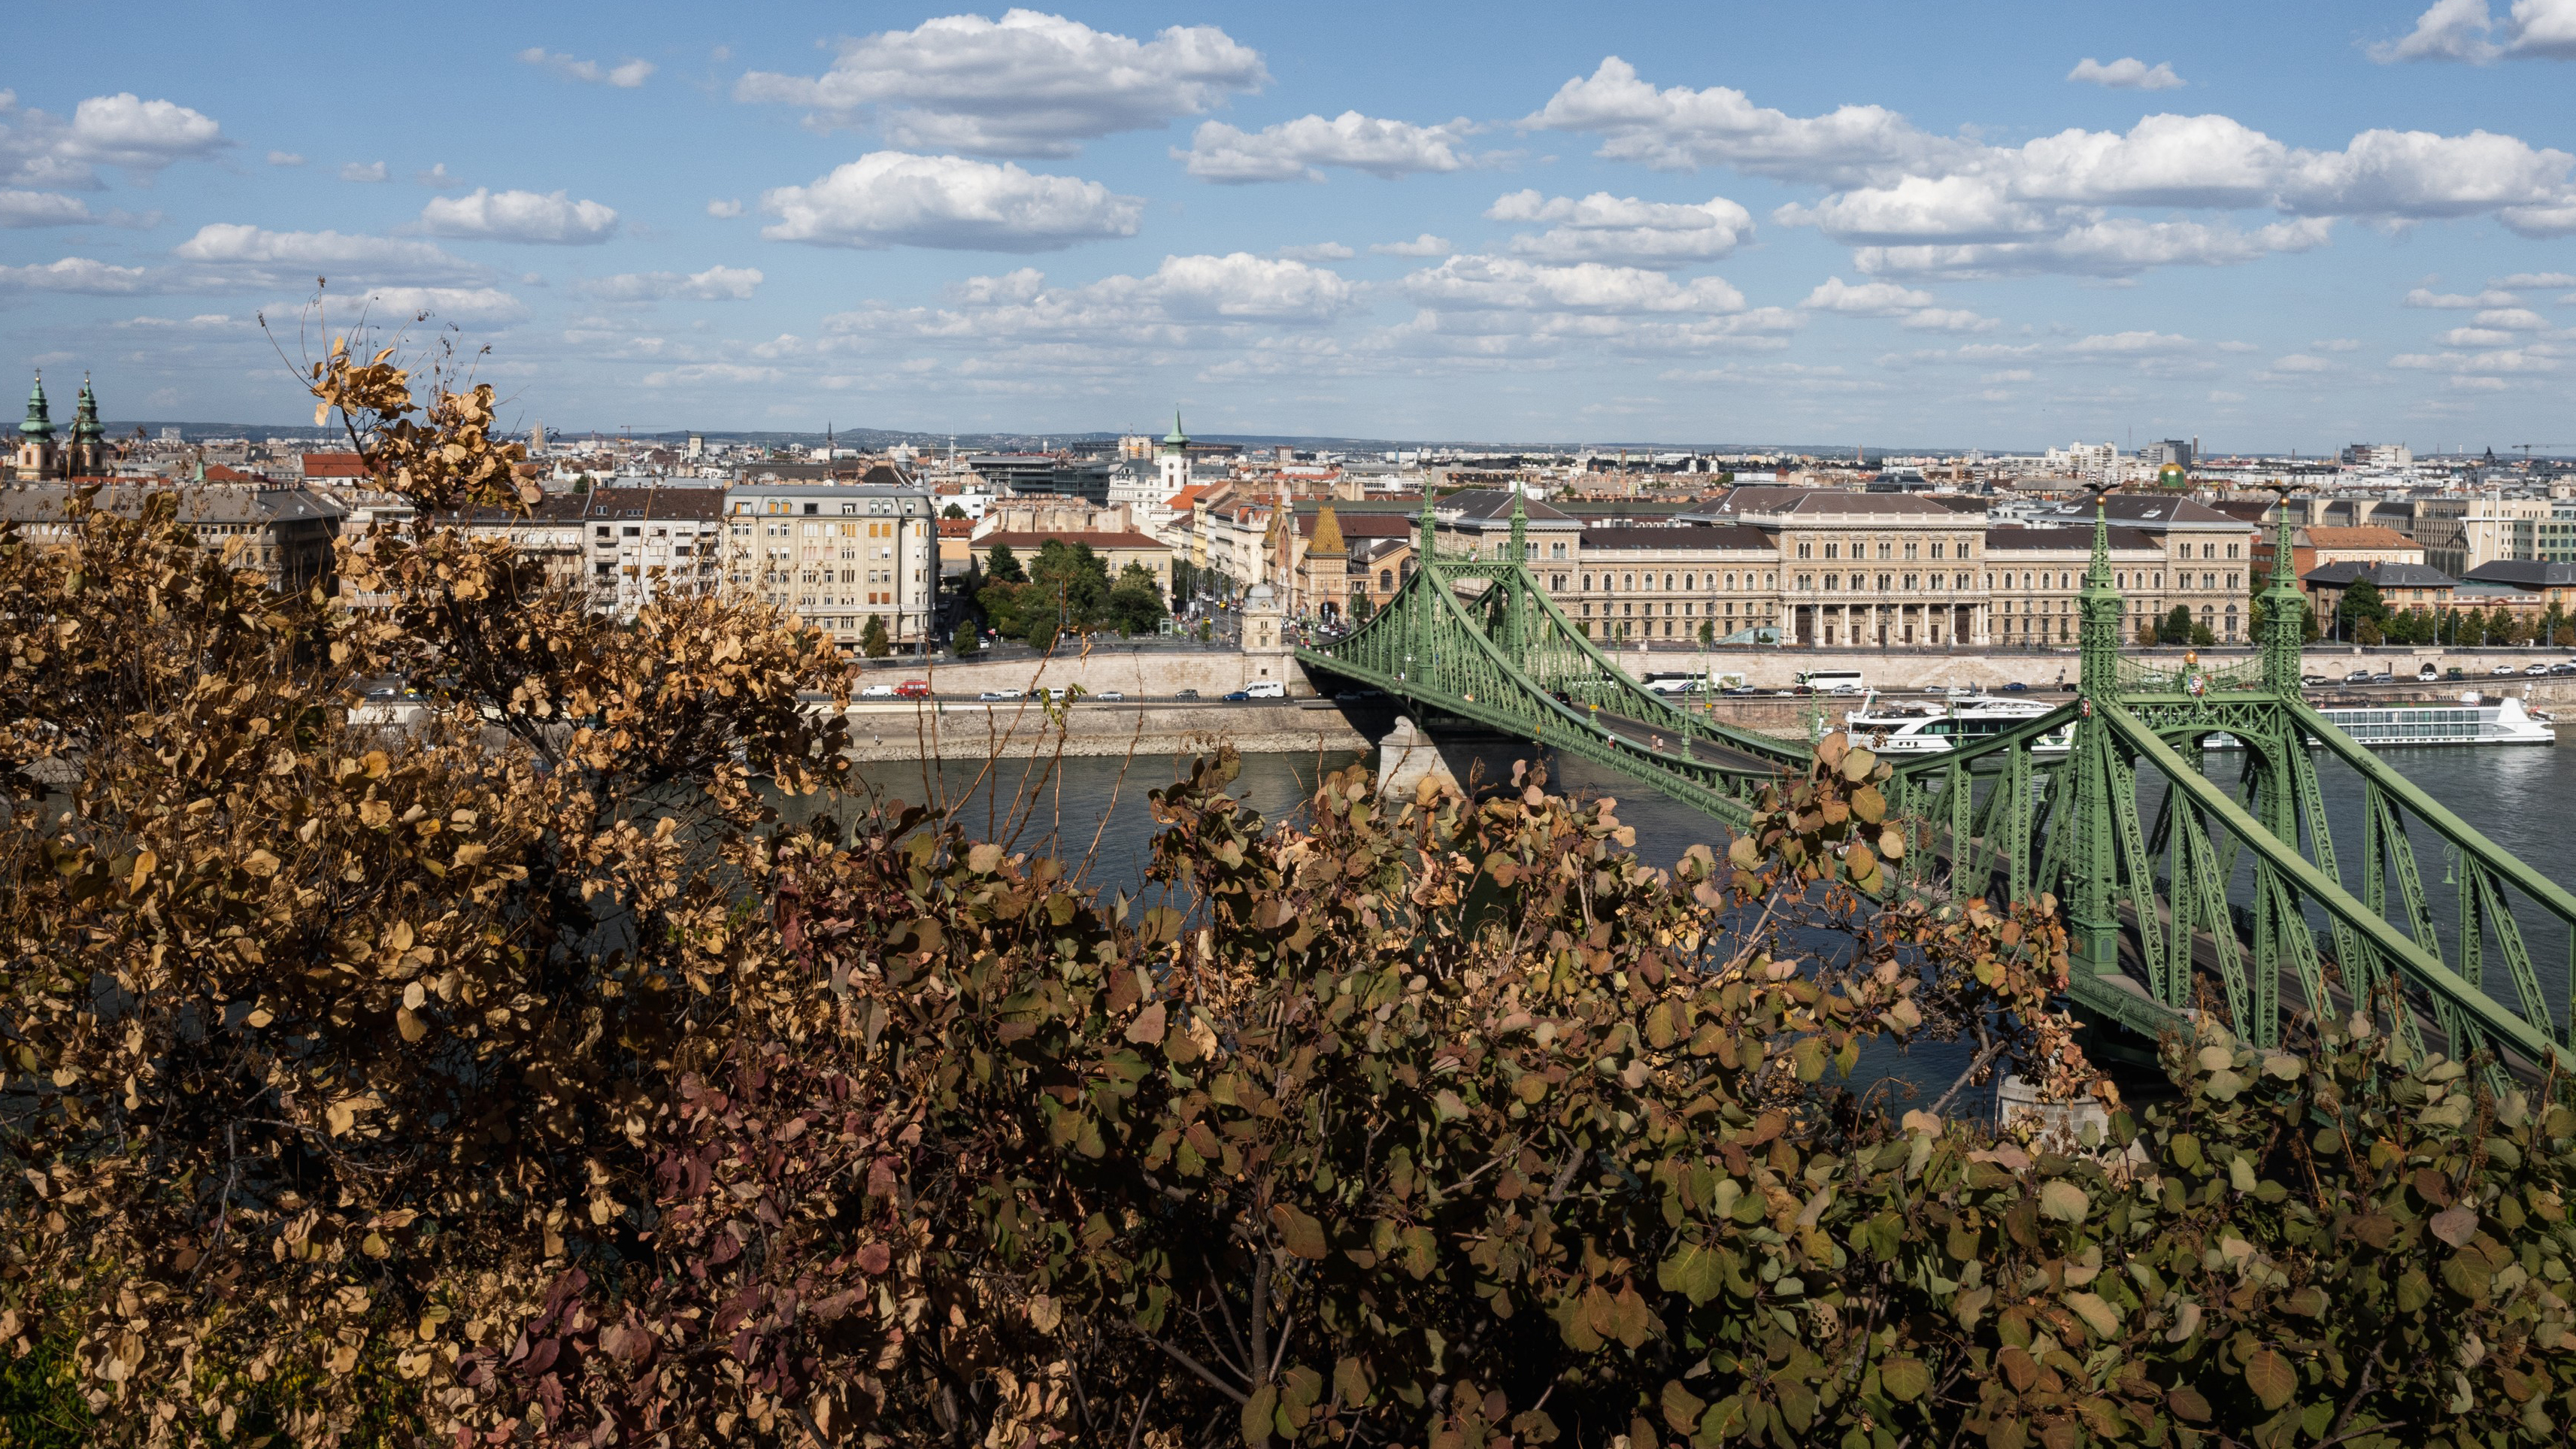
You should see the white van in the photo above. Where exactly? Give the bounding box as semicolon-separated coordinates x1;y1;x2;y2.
1242;680;1286;699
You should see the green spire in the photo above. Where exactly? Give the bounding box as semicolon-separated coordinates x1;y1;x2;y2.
72;374;102;443
2077;488;2123;696
1162;408;1188;447
1508;485;1528;563
1417;487;1437;563
2259;485;2306;694
20;372;53;439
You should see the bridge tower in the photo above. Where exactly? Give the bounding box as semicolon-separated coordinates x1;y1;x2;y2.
2065;492;2126;979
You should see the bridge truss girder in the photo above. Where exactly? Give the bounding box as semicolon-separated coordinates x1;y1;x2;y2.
1296;535;2572;1076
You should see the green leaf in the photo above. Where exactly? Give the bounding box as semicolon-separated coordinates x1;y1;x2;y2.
2429;1204;2478;1247
2038;1180;2089;1223
1240;1384;1277;1447
1269;1203;1327;1261
2165;1384;2211;1422
2243;1346;2296;1411
2062;1291;2119;1340
1662;1380;1708;1432
1879;1357;1929;1402
1792;1036;1826;1082
2396;1269;2433;1312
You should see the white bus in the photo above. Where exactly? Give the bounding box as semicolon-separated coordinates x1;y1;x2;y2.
1796;668;1867;695
1642;671;1748;696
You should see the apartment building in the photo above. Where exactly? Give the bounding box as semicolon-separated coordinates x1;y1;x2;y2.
722;482;935;648
580;487;726;620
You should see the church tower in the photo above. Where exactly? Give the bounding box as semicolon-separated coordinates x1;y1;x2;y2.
1156;408;1190;499
16;373;56;478
68;374;107;476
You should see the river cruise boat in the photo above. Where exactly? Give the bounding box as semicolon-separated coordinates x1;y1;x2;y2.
1843;693;2074;756
2201;693;2555;750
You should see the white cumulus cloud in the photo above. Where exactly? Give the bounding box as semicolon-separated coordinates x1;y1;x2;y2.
1369;233;1453;257
706;199;743;218
1399;255;1746;314
1522;56;1971;184
735;11;1267;158
0;92;228;189
822;252;1354;349
173;223;487;286
2373;0;2576;62
340;161;387;183
1532;59;2576;277
1801;276;1935;315
344;286;529;323
0;189;95;227
759;152;1141;252
2067;57;2186;89
1180;112;1474;182
580;265;764;302
418;188;619;244
266;150;303;166
1487;189;1753;267
0;256;156;293
518;49;655;88
2405;286;2520;307
1277;241;1353;261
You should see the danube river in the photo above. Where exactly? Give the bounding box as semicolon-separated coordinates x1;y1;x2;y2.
840;736;2576;1114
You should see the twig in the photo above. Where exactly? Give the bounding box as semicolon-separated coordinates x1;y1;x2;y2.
1147;1336;1248;1405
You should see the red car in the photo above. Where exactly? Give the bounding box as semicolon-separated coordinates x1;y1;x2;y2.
893;680;932;699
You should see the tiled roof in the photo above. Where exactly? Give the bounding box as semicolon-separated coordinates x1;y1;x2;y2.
978;531;1169;550
1984;526;2161;550
2465;559;2576;587
1439;487;1574;523
1578;524;1773;551
2302;560;2456;587
2027;495;2246;528
2300;525;2415;550
299;452;370;479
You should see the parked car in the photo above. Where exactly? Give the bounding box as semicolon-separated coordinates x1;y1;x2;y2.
2446;667;2467;680
2526;662;2553;676
1174;688;1201;700
2000;681;2029;693
2368;671;2393;683
1096;690;1126;701
2493;665;2519;676
2344;669;2373;684
1222;690;1253;702
1241;680;1286;699
978;689;1020;701
859;682;896;698
2300;674;2327;687
2419;664;2441;681
1041;687;1073;701
895;680;932;699
2550;663;2576;677
1723;685;1757;696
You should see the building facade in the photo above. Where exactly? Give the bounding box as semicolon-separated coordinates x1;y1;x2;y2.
721;482;935;647
583;487;726;620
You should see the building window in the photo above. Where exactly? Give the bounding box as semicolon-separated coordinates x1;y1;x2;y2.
1878;542;1893;560
1931;541;1944;560
1623;573;1635;590
1798;541;1813;559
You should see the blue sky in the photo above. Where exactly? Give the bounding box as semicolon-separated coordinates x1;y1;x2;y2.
4;0;2574;450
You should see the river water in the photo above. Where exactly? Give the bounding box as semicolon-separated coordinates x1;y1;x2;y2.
838;735;2576;1113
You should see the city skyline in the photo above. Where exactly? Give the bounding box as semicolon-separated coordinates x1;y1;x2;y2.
2;1;2574;447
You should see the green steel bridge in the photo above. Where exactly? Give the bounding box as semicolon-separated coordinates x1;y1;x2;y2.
1297;493;2576;1078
